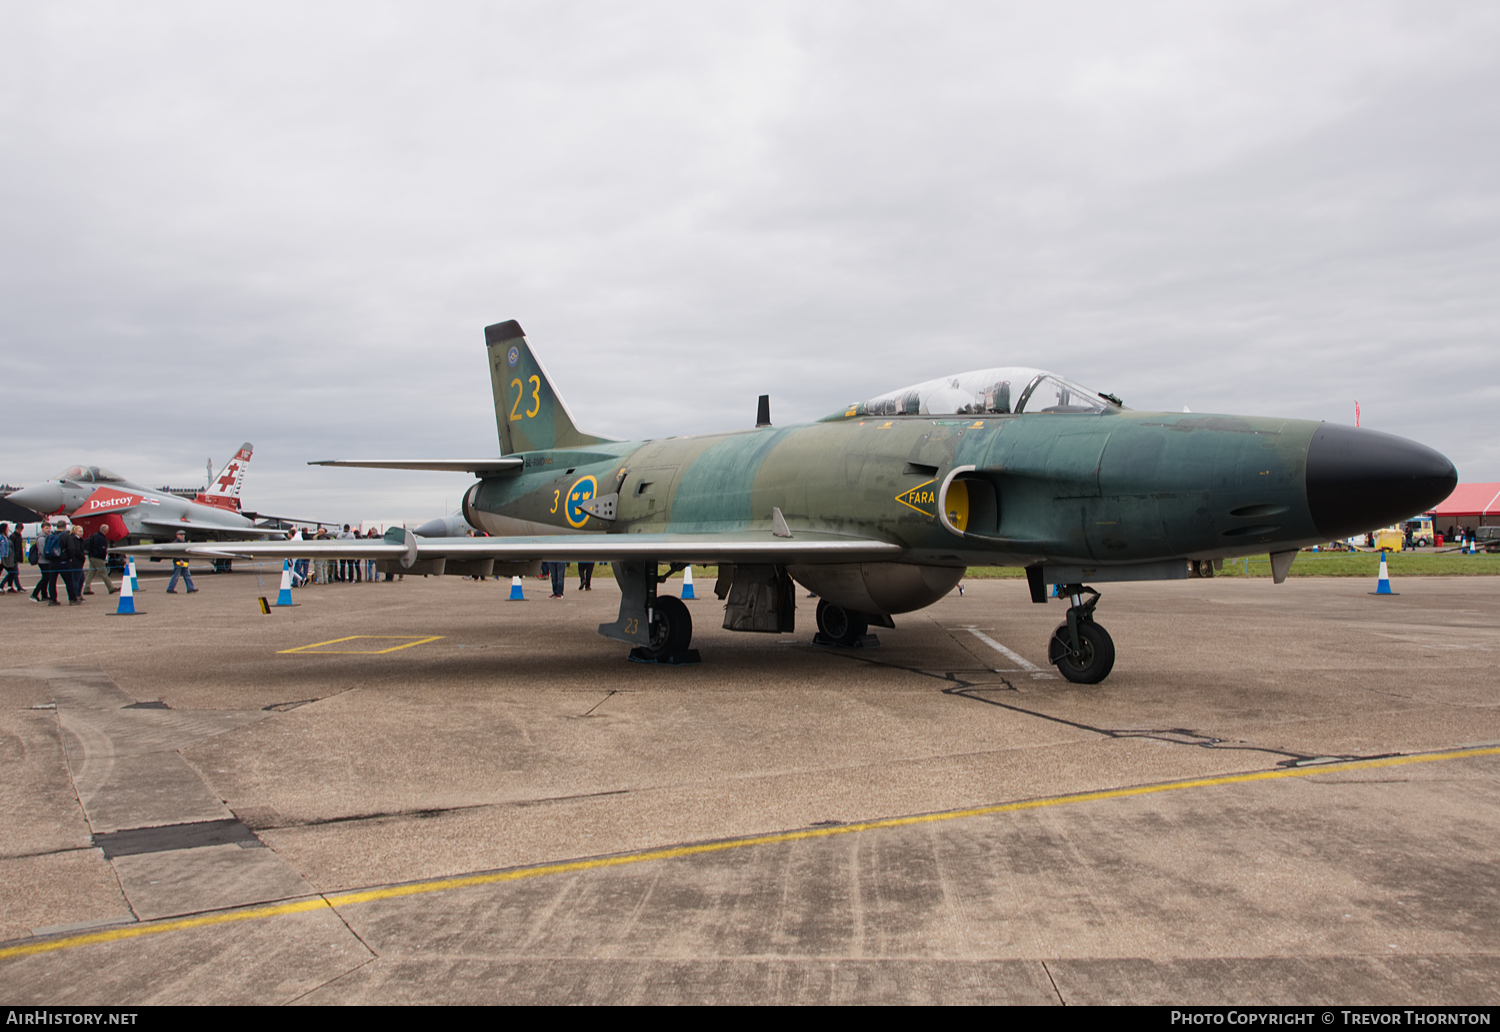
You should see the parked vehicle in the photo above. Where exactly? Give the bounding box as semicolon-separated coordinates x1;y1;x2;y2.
1403;517;1433;548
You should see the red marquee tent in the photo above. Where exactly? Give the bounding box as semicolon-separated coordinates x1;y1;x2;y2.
1430;483;1500;531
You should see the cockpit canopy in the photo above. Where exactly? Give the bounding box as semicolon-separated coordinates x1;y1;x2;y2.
842;368;1121;419
55;465;125;484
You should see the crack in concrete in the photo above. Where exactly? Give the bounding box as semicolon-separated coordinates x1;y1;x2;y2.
1041;959;1066;1005
581;689;621;717
237;788;632;833
283;954;380;1004
0;844;100;862
813;637;1402;769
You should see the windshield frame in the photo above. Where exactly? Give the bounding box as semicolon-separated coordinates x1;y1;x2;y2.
837;367;1121;420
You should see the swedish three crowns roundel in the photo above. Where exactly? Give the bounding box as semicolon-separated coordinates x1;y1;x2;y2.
566;476;598;528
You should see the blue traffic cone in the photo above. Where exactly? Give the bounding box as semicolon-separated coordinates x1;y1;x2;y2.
127;556;140;592
681;565;696;600
1371;550;1397;595
112;572;139;616
275;559;297;607
509;575;526;601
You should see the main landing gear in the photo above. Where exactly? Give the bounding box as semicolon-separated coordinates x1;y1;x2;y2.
599;561;701;665
1046;585;1115;685
641;595;694;662
813;599;871;648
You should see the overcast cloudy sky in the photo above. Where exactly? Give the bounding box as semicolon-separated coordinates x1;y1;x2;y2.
3;1;1497;522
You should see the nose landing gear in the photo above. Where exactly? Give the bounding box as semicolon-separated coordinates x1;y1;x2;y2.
1047;585;1115;684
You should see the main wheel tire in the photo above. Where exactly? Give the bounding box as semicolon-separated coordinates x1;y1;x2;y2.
815;599;868;647
1048;621;1116;685
644;596;693;659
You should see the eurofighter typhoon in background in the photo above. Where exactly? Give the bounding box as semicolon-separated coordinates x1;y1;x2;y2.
8;445;289;544
126;321;1457;683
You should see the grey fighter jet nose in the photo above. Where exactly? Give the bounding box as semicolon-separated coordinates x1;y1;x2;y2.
1305;424;1456;540
7;482;65;515
413;517;449;537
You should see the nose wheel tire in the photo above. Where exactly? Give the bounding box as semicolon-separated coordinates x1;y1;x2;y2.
815;599;869;647
1048;621;1115;684
644;596;693;660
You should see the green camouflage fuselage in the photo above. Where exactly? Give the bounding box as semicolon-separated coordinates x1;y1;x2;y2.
467;408;1322;570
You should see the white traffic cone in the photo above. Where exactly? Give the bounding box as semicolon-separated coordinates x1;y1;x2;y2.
1370;550;1397;595
275;559;297;607
112;570;139;616
681;565;696;600
509;575;526;601
127;556;141;592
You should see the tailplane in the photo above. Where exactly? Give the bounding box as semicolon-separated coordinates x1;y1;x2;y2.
485;321;610;455
197;443;253;511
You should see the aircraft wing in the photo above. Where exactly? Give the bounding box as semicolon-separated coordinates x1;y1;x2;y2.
308;458;525;474
119;530;904;566
137;518;291;537
241;512;339;528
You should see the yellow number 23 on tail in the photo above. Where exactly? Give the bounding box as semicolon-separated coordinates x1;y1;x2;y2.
509;376;542;421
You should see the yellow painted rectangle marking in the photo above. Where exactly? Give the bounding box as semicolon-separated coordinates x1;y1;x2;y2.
277;635;445;655
5;743;1496;961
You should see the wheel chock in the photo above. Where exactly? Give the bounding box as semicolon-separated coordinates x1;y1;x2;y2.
811;633;881;649
627;648;703;665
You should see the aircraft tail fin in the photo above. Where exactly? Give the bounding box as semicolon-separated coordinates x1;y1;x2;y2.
485;321;610;455
197;443;253;511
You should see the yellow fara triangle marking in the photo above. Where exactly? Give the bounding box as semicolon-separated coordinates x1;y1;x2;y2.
894;479;938;516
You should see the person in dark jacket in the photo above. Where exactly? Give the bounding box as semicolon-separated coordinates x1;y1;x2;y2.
0;522;18;593
83;527;116;595
4;523;22;593
61;525;88;604
31;520;60;605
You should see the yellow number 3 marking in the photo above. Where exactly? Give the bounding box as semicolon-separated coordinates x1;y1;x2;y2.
550;489;560;514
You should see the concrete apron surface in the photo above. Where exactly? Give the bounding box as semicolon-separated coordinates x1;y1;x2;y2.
0;568;1497;1004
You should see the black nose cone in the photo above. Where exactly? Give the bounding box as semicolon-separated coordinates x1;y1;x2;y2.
1306;424;1457;540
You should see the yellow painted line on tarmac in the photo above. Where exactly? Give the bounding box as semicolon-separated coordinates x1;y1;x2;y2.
5;743;1498;962
277;635;445;654
0;897;334;960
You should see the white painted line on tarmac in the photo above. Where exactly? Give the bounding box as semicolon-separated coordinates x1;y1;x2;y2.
958;627;1056;679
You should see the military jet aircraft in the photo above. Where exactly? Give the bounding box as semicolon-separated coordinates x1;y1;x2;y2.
124;321;1456;683
7;444;290;544
412;511;482;538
